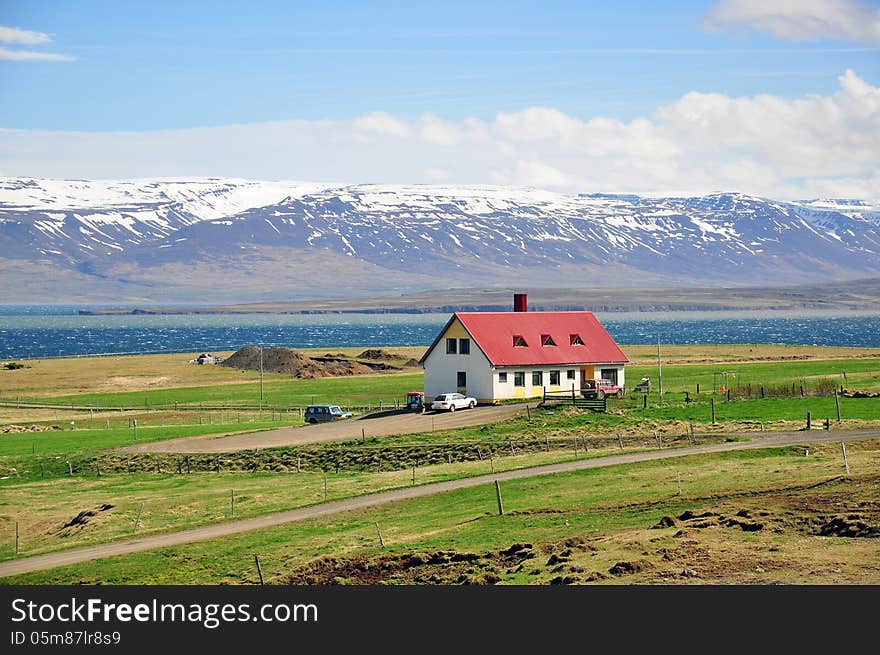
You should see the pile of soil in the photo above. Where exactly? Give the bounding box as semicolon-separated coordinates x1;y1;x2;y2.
357;349;410;360
818;515;880;538
283;544;538;585
221;346;374;379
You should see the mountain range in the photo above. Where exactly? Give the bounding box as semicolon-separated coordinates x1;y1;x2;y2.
1;177;879;303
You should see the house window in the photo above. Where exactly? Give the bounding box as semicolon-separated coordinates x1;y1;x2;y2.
532;371;543;386
513;335;528;347
446;338;457;354
459;338;470;354
570;334;584;346
549;370;560;385
514;371;525;387
600;368;618;385
567;369;576;380
457;371;467;388
541;334;556;346
498;372;508;383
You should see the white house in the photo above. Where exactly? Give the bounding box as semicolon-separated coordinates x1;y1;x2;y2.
420;294;629;403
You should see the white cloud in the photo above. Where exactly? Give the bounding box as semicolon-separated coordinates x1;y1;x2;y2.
0;47;76;61
0;24;74;61
352;112;411;139
2;69;878;200
703;0;880;43
0;25;50;45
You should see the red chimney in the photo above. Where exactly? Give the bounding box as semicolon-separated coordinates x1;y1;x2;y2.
514;293;528;312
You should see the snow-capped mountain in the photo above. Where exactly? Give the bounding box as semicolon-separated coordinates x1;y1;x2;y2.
1;178;878;302
0;178;328;262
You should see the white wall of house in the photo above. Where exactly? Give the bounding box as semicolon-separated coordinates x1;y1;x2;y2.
492;366;578;400
422;335;495;401
490;363;626;400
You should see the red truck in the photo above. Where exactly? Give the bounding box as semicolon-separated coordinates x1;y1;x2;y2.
581;378;624;399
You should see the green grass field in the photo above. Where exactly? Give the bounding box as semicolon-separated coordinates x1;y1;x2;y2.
5;440;877;585
1;346;879;584
0;437;714;562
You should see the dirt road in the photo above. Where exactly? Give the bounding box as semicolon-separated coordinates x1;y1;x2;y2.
3;428;877;579
120;403;538;454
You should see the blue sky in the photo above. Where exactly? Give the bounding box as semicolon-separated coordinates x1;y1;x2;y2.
2;0;878;129
0;1;878;198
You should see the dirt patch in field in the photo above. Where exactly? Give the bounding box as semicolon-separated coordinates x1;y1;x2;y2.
55;504;115;538
100;376;172;391
1;424;62;433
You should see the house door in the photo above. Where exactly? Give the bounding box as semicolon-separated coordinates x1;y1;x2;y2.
580;365;594;388
457;371;467;393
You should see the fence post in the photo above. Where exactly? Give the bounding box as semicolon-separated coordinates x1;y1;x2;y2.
134;502;144;532
711;398;716;425
15;521;19;555
617;432;623;449
375;522;385;548
835;389;841;423
840;442;850;475
494;480;504;516
806;411;811;430
254;555;264;585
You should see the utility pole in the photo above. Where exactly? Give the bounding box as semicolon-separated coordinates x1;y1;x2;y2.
657;332;663;404
259;345;264;410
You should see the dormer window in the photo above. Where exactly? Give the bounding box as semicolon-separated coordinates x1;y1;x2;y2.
541;334;556;347
513;335;528;347
570;334;584;346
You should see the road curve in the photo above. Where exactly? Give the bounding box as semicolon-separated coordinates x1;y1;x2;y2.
3;428;877;579
119;403;538;454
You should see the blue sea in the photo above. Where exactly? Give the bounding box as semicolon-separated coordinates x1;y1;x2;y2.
1;306;879;359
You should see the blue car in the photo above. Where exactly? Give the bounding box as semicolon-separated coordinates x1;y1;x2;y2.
304;404;352;424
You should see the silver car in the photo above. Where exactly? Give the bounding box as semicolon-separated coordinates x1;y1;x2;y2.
431;392;477;412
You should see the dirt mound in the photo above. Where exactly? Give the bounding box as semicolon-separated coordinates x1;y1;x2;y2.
56;504;115;537
221;346;374;379
283;550;500;585
608;559;653;576
818;516;880;538
650;516;677;529
357;349;409;360
282;542;545;585
403;358;421;367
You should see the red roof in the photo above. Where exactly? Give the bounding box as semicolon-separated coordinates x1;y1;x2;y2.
452;311;628;366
